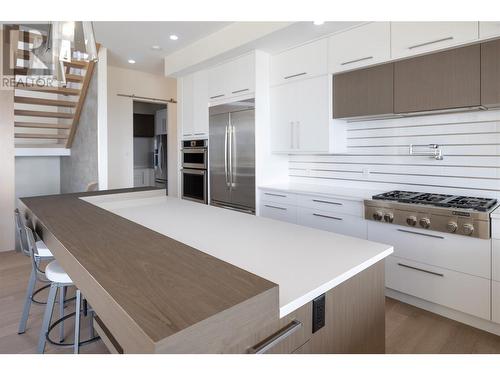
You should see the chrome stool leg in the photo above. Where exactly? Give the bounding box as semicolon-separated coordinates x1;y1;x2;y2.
37;283;58;353
59;286;66;343
74;290;81;354
18;268;36;334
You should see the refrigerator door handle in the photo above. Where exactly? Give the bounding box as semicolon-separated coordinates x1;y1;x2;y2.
228;120;233;190
231;123;236;188
158;142;163;176
224;124;229;187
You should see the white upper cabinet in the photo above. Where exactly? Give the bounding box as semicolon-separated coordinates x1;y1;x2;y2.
207;53;255;102
270;75;330;153
181;73;195;137
391;22;479;59
181;70;209;139
270;39;328;86
328;22;391;73
480;22;500;40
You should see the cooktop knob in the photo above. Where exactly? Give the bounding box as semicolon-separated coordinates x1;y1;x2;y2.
406;216;417;226
383;213;394;223
463;223;474;236
419;217;431;229
447;221;458;233
372;211;383;221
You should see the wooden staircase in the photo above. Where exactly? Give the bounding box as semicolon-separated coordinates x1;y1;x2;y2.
13;32;98;151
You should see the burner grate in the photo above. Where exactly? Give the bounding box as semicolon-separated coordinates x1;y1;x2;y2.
372;190;497;212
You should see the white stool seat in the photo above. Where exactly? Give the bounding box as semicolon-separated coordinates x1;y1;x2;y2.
35;240;53;258
45;261;72;284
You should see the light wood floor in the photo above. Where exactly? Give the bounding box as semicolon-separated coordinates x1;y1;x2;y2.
2;250;500;354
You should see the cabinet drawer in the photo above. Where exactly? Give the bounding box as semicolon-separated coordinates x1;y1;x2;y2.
270;39;328;86
297;207;367;239
296;194;363;217
248;302;312;354
259;189;297;205
493;239;500;282
386;255;490;320
493;281;500;324
492;219;500;239
391;22;478;59
367;221;490;278
260;201;297;224
328;22;391;73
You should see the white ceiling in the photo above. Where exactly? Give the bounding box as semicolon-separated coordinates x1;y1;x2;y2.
94;21;364;75
93;21;231;74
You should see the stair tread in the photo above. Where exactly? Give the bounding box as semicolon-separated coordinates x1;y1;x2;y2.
14;96;77;107
15;122;72;129
15;133;68;139
65;74;84;82
15;143;66;148
64;60;89;68
16;86;81;96
15;109;74;119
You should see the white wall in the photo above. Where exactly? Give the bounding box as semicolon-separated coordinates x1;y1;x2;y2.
107;66;177;190
289;110;500;199
0;90;15;252
15;157;61;199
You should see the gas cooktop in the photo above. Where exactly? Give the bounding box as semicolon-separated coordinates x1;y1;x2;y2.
365;190;498;239
372;190;497;212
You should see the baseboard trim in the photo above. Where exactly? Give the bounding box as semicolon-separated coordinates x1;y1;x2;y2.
386;288;500;336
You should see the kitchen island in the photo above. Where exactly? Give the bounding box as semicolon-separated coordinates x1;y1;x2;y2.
19;188;393;354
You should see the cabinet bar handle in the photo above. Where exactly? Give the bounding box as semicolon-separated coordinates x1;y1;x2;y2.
231;88;250;94
340;56;374;66
248;320;303;354
397;228;444;239
194;133;206;136
408;36;454;50
312;199;342;206
209;94;225;99
264;192;287;198
284;72;307;80
397;262;444;277
313;213;343;221
264;204;287;211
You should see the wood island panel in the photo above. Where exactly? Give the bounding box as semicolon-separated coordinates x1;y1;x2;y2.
19;188;279;353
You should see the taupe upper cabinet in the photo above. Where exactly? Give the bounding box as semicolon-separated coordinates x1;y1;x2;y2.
481;39;500;109
333;63;394;119
394;44;481;113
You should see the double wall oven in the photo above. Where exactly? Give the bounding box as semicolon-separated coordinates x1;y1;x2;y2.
181;140;208;204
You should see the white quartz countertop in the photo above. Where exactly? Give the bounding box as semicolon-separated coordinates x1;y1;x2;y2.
259;182;384;202
81;190;393;317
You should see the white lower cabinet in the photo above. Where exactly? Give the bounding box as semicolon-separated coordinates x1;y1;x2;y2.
297;207;366;239
493;281;500;324
367;221;491;279
258;188;366;239
260;202;297;224
386;255;490;320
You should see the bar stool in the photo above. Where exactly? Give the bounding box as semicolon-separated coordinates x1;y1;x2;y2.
15;209;54;334
24;226;99;354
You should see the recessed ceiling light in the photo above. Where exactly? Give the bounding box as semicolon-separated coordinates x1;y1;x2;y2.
169;34;179;41
128;59;136;64
313;21;325;26
151;45;162;50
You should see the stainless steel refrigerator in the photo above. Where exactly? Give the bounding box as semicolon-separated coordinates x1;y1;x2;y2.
209;99;255;214
154;134;167;189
